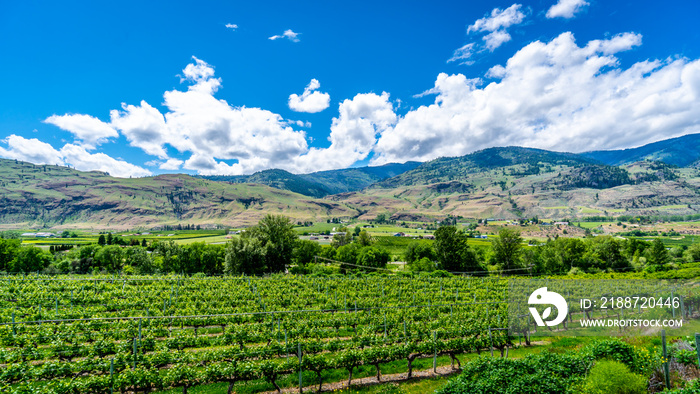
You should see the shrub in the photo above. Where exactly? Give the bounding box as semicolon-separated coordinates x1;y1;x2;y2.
582;360;647;394
437;352;589;394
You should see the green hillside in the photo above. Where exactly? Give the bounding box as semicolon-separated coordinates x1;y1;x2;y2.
2;142;700;230
581;133;700;167
0;159;357;230
376;147;597;188
199;161;421;197
332;148;700;222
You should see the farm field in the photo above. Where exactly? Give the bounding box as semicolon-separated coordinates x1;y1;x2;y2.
0;275;508;393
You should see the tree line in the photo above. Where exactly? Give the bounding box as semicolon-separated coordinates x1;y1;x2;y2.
0;215;392;275
403;227;698;275
1;217;698;276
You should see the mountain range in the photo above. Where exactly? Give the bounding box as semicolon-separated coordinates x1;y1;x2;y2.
1;133;699;229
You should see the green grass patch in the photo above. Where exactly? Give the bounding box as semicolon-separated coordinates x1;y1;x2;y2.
577;206;602;214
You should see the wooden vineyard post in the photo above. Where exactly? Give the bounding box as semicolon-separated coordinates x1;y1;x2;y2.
433;331;437;373
110;358;114;394
680;296;685;319
489;328;494;357
662;330;670;389
298;343;303;393
383;313;387;338
672;290;676;319
133;338;137;370
695;333;700;367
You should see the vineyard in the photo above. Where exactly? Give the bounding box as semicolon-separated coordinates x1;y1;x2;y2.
0;275;509;393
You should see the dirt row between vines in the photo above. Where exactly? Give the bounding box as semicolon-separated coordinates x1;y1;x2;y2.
260;365;462;393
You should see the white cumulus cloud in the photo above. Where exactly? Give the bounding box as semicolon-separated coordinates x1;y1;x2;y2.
0;135;65;165
44;114;118;149
110;57;309;175
468;4;525;33
225;23;238;30
293;92;396;171
269;29;300;42
159;158;184;170
449;4;526;64
0;135;151;177
373;31;700;165
59;144;152;177
110;101;169;159
288;79;331;113
447;43;476;64
483;30;512;51
546;0;589;19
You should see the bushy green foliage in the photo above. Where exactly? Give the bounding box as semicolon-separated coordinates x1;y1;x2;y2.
434;226;480;272
10;246;52;272
0;238;20;271
409;257;436;272
246;214;298;273
437;352;589;394
582;360;647;394
582;339;661;376
675;349;698;367
489;228;523;272
668;378;700;394
403;241;435;264
293;239;322;266
225;236;266;275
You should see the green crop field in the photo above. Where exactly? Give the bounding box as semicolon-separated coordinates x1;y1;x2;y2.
0;275;508;393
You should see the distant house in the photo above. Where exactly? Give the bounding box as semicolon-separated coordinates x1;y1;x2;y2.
393;232;405;237
22;232;55;238
554;222;568;226
423;234;435;239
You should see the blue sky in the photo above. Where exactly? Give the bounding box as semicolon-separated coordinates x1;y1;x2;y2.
1;0;699;177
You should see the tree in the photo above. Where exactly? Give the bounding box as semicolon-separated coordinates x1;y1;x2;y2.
647;238;669;267
403;242;435;264
141;238;148;247
0;238;21;271
356;230;373;247
124;246;154;274
94;245;124;272
434;226;479;272
409;257;436;272
97;234;106;246
331;228;352;248
684;243;700;263
490;228;523;272
246;214;298;273
293;239;322;266
225;236;266;275
200;244;224;275
356;246;390;268
10;246;52;272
